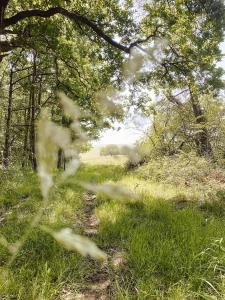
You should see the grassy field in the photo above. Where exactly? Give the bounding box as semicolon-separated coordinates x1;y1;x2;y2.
0;152;225;299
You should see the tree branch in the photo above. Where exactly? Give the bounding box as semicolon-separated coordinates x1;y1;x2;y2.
3;7;131;53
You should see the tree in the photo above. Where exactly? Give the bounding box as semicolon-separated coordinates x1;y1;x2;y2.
0;0;157;169
0;1;136;169
140;0;225;157
138;94;225;162
0;0;149;62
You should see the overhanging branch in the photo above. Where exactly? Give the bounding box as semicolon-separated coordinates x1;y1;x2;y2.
3;7;131;53
2;7;161;56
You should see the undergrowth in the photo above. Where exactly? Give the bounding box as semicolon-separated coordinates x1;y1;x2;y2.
132;153;225;202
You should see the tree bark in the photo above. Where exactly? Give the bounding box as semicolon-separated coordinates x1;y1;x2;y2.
29;52;37;171
3;65;13;168
189;87;213;157
0;0;9;25
57;116;66;170
57;148;65;170
22;97;31;167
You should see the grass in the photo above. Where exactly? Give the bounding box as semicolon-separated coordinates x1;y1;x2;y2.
0;164;124;299
0;155;225;299
0;168;84;299
97;190;225;299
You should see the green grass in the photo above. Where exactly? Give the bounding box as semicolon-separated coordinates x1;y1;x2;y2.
0;170;81;299
0;160;225;299
97;194;225;299
0;164;124;299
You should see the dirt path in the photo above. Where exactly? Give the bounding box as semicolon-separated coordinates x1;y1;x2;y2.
57;192;126;300
78;192;126;300
83;192;99;238
78;192;112;300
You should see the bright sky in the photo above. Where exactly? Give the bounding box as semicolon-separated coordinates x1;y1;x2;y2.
93;41;225;147
93;116;151;147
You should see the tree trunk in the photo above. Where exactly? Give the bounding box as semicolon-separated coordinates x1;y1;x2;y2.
57;148;65;170
189;87;213;157
3;66;13;168
57;116;66;170
22;99;31;168
29;53;37;171
0;0;9;25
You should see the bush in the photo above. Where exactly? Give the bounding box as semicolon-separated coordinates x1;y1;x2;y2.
100;144;122;156
132;152;225;201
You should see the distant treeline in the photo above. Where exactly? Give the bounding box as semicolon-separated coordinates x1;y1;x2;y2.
100;144;125;156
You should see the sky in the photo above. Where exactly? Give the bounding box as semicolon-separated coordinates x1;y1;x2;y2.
93;116;151;147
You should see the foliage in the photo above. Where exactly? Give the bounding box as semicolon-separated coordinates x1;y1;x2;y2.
131;0;225;157
141;0;225;91
0;1;225;299
0;0;134;169
135;94;225;163
80;147;127;165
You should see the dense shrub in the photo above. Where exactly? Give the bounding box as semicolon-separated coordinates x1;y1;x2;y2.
132;152;225;201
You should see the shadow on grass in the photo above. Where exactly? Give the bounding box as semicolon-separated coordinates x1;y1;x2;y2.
97;195;225;298
72;164;125;184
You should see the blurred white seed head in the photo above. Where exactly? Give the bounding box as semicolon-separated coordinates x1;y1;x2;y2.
123;48;145;82
58;92;81;120
95;87;123;116
61;158;80;180
52;228;107;260
37;110;59;198
80;182;138;202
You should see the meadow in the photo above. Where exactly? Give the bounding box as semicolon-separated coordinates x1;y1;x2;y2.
0;150;225;299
